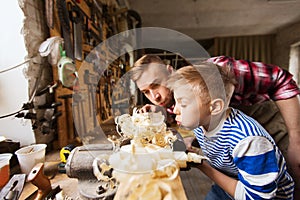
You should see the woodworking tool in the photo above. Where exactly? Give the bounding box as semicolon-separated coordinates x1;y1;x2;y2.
0;174;26;200
25;163;61;200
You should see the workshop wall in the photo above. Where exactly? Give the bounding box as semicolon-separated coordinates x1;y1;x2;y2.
13;0;140;149
0;1;36;146
1;0;77;148
1;0;140;148
1;0;141;150
47;0;139;148
274;21;300;70
19;0;56;146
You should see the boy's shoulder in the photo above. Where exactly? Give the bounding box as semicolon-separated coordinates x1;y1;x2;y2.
226;108;268;136
226;108;275;142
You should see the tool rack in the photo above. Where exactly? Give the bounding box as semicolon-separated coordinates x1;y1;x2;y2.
49;0;138;148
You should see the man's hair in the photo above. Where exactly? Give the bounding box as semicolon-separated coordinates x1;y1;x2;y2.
167;62;237;105
133;55;165;67
130;55;166;81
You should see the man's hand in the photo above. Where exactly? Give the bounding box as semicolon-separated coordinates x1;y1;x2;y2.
138;104;166;113
287;137;300;199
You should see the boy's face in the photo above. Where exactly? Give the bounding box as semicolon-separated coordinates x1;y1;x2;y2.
173;85;211;130
136;63;173;108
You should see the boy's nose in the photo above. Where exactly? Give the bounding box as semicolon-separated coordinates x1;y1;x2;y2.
173;104;180;115
150;90;159;100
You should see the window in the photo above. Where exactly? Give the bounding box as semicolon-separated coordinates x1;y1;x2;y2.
289;42;300;86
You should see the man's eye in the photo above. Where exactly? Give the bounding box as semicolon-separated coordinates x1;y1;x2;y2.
143;91;149;95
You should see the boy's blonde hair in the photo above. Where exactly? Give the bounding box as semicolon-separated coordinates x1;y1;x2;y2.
167;62;237;105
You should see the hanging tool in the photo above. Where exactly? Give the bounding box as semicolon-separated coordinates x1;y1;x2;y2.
72;102;82;134
37;102;62;109
48;111;62;128
57;0;74;59
58;94;74;140
45;0;54;29
69;3;84;61
66;0;101;47
83;70;99;127
84;70;92;117
35;82;58;96
40;111;62;134
73;93;87;135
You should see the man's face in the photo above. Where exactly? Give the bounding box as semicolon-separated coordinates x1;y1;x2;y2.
136;63;173;107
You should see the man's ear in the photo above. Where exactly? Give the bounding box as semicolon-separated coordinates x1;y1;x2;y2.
209;99;225;115
166;65;174;73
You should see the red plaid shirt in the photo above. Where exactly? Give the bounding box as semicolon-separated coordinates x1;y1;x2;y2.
207;56;300;106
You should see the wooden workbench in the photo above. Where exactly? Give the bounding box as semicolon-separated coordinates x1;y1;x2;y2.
18;149;212;199
19;167;211;199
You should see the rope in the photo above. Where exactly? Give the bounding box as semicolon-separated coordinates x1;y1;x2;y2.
0;56;44;119
0;109;24;119
0;59;30;74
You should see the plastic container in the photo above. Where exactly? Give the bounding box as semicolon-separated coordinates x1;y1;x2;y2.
0;153;12;188
15;144;47;175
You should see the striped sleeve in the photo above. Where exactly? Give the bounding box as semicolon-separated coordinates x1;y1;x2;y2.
233;136;278;199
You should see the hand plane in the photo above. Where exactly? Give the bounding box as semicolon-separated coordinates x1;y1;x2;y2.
0;174;26;200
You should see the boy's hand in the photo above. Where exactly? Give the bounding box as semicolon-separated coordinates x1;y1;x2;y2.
184;136;202;154
180;153;206;171
187;161;203;169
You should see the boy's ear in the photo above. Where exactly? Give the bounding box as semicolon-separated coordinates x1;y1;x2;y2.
209;99;224;115
166;65;174;73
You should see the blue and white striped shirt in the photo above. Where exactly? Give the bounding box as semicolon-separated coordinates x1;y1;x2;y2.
194;108;294;199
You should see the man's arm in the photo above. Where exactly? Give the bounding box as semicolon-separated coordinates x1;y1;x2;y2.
275;95;300;198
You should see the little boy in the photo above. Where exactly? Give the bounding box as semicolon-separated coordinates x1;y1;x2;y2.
167;63;294;199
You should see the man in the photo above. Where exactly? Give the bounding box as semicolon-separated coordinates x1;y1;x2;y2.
130;54;300;198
